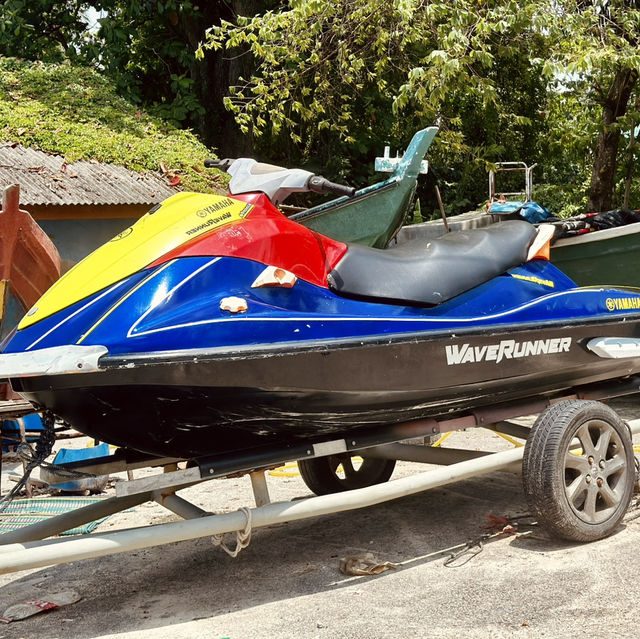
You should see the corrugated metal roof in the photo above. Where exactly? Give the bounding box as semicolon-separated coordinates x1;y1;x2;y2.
0;145;179;206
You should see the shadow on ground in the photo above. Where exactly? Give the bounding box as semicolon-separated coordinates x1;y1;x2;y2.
0;471;577;639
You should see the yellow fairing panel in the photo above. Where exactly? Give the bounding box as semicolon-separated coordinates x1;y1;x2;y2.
19;193;252;329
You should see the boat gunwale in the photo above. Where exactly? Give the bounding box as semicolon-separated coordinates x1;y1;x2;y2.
552;220;640;248
97;312;640;369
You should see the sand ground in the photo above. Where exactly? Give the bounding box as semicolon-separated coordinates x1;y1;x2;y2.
1;397;640;639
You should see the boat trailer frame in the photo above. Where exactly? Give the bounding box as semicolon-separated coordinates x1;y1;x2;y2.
1;378;639;575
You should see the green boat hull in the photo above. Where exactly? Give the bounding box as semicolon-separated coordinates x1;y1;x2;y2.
292;128;438;248
551;222;640;287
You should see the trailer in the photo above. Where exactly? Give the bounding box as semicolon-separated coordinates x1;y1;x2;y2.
0;378;639;576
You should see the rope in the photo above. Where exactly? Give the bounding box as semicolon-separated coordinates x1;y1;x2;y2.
211;506;253;557
444;514;537;568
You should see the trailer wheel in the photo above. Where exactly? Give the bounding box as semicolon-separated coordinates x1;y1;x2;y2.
523;400;634;542
298;455;396;496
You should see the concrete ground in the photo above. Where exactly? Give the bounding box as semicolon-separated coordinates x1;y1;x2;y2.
1;397;640;639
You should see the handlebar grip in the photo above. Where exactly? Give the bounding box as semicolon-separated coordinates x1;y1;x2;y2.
204;158;235;171
308;175;356;197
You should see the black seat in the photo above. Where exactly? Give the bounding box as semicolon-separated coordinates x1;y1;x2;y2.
328;220;537;306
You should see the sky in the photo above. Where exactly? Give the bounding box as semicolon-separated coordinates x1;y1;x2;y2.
83;7;107;32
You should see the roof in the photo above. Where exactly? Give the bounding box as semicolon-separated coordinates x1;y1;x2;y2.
0;144;179;206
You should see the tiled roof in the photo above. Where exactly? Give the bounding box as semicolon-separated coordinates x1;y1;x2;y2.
0;144;179;206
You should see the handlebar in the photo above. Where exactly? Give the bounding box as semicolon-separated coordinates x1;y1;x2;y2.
204;158;234;171
205;158;356;200
308;175;356;198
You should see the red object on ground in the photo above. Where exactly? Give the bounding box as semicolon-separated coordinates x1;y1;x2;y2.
151;193;347;288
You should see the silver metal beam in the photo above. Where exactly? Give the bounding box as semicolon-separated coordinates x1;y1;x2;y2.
250;471;271;507
0;445;526;574
154;492;209;520
67;456;182;478
361;443;490;465
116;467;201;497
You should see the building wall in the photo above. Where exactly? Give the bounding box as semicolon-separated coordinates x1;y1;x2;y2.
37;218;138;272
27;204;149;273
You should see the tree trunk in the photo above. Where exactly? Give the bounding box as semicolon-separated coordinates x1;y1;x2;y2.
588;68;638;212
181;2;268;158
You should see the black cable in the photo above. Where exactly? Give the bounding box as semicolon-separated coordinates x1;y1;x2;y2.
0;411;95;512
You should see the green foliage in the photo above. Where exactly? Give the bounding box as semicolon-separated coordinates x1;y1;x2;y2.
0;0;212;128
534;0;640;211
87;0;207;127
2;0;639;214
0;0;88;62
207;0;640;215
0;57;225;193
205;0;549;212
207;0;535;145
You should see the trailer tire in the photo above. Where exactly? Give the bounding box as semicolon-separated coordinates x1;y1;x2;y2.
522;400;634;542
298;456;396;496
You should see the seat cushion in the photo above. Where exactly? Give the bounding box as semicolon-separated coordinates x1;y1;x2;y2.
328;220;537;306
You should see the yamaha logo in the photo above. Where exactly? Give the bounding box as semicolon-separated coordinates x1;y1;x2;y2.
195;199;235;218
110;227;133;242
606;297;640;312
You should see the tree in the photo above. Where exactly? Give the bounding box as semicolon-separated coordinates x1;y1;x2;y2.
206;0;640;212
0;0;89;62
2;0;638;211
205;0;549;209
91;1;274;154
536;1;640;211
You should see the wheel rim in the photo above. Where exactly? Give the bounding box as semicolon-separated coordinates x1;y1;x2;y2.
564;418;630;525
327;455;384;489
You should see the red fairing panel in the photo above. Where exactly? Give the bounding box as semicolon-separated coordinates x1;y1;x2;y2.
150;193;347;288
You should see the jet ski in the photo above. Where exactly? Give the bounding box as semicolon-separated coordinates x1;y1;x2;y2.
2;139;640;461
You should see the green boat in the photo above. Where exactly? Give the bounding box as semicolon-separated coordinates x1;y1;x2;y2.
284;127;640;288
291;127;437;248
551;223;640;287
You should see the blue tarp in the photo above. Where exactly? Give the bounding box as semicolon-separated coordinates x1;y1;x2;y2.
53;443;110;465
488;201;551;224
2;412;44;449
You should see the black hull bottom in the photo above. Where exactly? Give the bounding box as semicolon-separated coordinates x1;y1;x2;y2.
14;319;640;458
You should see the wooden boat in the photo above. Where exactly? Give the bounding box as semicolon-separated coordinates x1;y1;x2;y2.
0;184;60;399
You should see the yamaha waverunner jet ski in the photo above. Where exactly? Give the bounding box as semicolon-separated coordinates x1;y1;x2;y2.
2;131;640;460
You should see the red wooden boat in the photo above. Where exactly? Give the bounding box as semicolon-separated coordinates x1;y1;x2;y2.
0;184;60;399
